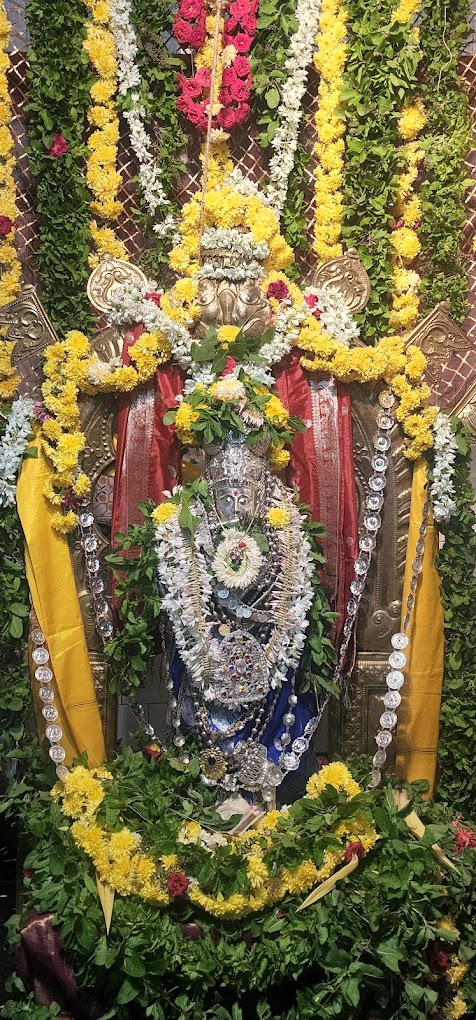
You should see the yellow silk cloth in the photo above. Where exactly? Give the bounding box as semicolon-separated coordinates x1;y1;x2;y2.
395;460;444;797
17;442;106;767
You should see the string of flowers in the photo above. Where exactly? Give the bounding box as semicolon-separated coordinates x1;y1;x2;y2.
0;397;35;508
390;0;420;22
0;5;21;309
313;0;348;263
297;323;435;460
108;0;178;245
175;0;259;135
266;0;323;220
54;759;378;920
429;412;458;525
0;336;19;403
82;0;127;268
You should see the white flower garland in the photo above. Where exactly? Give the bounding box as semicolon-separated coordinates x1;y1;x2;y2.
212;530;264;589
303;286;361;347
108;280;194;369
0;397;35;508
108;0;177;239
154;491;314;711
266;0;323;219
431;411;458;524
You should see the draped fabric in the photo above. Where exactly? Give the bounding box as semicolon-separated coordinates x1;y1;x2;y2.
111;327;183;543
17;444;106;767
17;911;99;1020
395;460;444;797
274;355;359;646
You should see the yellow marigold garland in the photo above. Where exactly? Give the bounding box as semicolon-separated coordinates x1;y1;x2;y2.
0;6;21;400
313;0;348;263
297;322;435;460
391;0;420;23
56;761;377;920
82;0;127;268
389;98;426;335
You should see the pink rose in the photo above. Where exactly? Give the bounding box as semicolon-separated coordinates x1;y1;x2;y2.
195;66;211;88
177;96;208;131
228;78;251;102
178;0;203;18
229;31;253;52
267;280;289;301
48;134;68;157
178;73;204;98
239;13;257;32
233;102;251;124
233;55;251;77
174;16;206;48
0;216;13;236
221;356;237;376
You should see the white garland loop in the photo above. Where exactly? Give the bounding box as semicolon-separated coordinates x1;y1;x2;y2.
0;397;35;508
431;411;458;524
266;0;323;219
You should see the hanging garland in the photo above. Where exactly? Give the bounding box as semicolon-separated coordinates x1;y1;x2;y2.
25;0;94;335
340;0;423;343
82;0;127;269
418;0;471;322
312;0;348;264
388;91;426;333
0;5;21;308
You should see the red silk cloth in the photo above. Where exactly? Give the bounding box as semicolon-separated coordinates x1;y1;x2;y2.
111;325;183;543
274;353;359;645
17;911;99;1019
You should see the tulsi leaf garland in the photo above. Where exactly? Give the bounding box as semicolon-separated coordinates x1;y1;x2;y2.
434;418;476;820
25;0;94;336
341;0;422;344
418;0;471;322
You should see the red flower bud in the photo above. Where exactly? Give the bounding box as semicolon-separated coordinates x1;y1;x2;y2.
48;134;69;157
344;840;366;863
23;869;35;879
142;744;162;760
145;292;162;307
166;871;190;897
0;215;13;236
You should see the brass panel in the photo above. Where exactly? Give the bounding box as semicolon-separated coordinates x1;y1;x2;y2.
405;301;472;388
313;250;371;314
329;653;395;766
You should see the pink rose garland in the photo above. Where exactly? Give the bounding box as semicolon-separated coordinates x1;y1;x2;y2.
174;0;259;134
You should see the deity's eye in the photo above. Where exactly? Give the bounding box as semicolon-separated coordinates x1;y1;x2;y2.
238;496;248;507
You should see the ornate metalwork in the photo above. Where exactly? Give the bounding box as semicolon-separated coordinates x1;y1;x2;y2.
405;301;472;388
0;285;58;363
452;381;476;439
329;653;395;765
313;250;371;313
87;254;149;313
197;278;269;339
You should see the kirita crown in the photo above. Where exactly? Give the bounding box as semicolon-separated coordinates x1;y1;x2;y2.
205;432;269;489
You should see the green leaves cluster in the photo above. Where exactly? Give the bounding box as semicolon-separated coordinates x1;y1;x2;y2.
432;419;476;819
26;0;94;336
128;0;186;279
341;0;423;344
419;0;472;322
3;759;476;1020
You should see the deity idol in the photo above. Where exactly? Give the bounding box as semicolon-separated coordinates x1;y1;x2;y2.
155;430;321;798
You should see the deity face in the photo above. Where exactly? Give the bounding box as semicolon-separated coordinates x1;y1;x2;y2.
213;481;260;526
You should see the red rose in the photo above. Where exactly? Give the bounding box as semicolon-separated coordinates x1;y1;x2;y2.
166;871;190;897
195;66;211;88
0;216;13;235
267;280;289;301
239;13;257;32
427;944;450;972
48;134;68;157
228;79;251;103
174;16;206;48
142;743;162;759
228;31;253;51
344;840;366;863
223;14;241;33
178;0;203;18
304;293;321;317
145;292;162;307
178;73;204;99
233;102;251;124
233;56;251;77
217;106;240;130
177;96;208;131
23;869;35;879
229;0;252;15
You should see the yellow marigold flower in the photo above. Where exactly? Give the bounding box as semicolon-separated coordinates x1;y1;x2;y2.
247;854;268;890
306;762;361;799
266;506;291;529
445;994;468;1020
447;962;469;986
398;100;426;141
160;854;178;871
264;395;289;426
178;820;202;844
72;473;91;498
175;402;199;432
51;510;79;534
284;859;319;895
64;331;91;358
152;502;178;525
108;829;142;858
390;227;421;260
71;820;105;856
172;278;198;305
391;0;421;24
217;324;240;345
61;766;105;818
269;444;290;472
